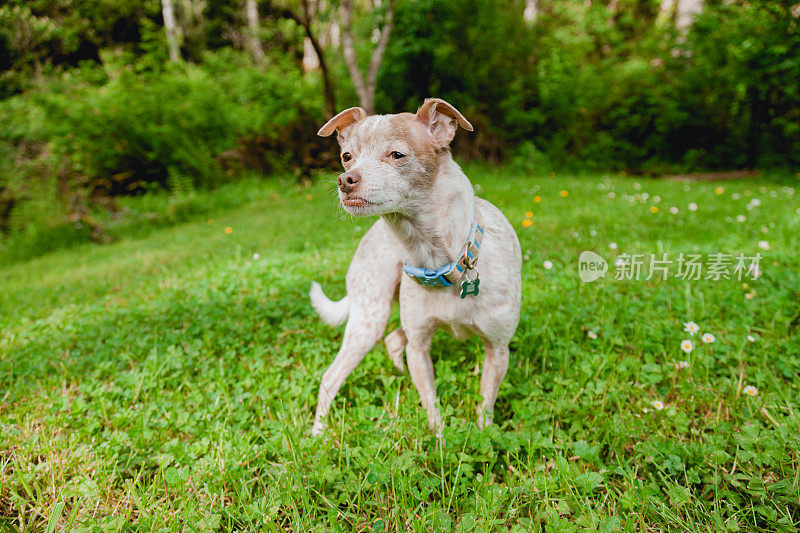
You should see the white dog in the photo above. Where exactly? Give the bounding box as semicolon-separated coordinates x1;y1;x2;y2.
310;98;521;435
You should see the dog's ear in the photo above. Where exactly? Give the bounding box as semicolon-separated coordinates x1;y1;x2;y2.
318;107;367;137
415;98;473;147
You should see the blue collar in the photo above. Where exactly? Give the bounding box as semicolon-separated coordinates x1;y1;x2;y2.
402;215;484;288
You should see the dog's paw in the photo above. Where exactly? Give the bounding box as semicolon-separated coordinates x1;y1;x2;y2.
311;420;326;437
476;406;494;430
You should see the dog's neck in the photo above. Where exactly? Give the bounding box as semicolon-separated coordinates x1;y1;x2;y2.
382;156;476;269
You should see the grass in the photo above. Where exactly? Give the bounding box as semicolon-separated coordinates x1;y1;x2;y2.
1;167;799;531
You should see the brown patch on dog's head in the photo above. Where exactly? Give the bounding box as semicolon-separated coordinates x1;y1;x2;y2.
387;113;439;179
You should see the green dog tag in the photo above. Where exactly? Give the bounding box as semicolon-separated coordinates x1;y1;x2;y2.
460;278;480;298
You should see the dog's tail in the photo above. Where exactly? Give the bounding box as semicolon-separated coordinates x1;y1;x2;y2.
309;282;350;327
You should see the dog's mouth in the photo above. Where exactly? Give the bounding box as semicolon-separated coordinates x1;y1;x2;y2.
342;196;371;207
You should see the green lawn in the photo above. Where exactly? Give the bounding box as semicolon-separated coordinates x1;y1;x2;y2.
1;168;799;531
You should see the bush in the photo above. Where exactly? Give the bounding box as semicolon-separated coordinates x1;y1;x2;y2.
0;49;327;259
17;50;324;195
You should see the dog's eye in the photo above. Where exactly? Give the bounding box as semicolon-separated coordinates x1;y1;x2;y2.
342;152;352;162
390;151;406;160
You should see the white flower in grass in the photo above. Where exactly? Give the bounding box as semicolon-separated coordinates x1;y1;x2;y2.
736;215;746;222
675;360;689;369
680;339;694;353
743;385;758;397
590;229;597;236
701;333;715;344
587;331;598;339
609;242;618;250
688;202;698;211
652;400;665;411
608;192;616;199
543;260;553;270
732;193;740;200
758;240;770;250
747;335;756;342
683;321;700;336
669;206;679;214
252;253;260;260
751;198;762;207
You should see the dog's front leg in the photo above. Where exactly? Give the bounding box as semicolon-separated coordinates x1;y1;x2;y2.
404;330;442;435
312;308;388;436
477;340;510;429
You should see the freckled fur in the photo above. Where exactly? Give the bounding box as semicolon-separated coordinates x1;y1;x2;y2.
311;99;522;436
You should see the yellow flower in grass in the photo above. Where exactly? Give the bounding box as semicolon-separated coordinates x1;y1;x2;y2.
522;219;532;228
525;211;533;218
715;186;725;195
534;195;542;203
650;206;659;213
560;190;569;197
224;227;233;234
306;194;314;201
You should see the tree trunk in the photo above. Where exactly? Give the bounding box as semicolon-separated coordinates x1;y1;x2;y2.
523;0;538;24
161;0;181;62
294;0;337;117
340;0;395;115
302;37;320;71
675;0;703;29
245;0;265;63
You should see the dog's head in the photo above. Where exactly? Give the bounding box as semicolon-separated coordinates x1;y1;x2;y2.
318;98;473;216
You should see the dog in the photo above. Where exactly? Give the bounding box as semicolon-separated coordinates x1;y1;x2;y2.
309;98;521;436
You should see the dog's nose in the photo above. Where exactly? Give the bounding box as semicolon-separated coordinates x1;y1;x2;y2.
338;171;361;194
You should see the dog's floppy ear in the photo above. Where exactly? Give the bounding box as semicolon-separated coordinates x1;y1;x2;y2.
415;98;473;147
318;107;367;137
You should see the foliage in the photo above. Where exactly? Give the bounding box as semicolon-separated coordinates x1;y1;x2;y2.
1;170;799;529
379;0;799;171
0;49;327;256
1;0;799;259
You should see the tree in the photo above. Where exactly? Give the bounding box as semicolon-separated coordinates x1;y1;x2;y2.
340;0;395;114
161;0;181;62
245;0;265;63
282;0;337;117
